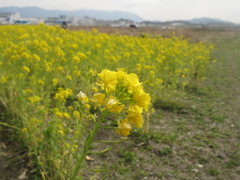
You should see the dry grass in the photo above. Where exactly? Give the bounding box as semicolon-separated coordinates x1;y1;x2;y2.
68;25;240;42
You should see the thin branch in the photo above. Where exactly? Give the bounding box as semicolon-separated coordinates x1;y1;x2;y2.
100;171;112;180
59;134;79;160
0;122;19;130
48;156;71;178
80;165;108;172
93;138;128;144
98;126;117;129
88;147;112;154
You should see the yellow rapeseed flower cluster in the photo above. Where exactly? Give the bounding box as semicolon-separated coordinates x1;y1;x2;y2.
89;69;151;136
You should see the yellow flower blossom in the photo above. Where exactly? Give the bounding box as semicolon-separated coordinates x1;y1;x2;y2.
77;52;87;59
91;87;98;93
116;119;132;136
0;76;8;83
58;130;64;135
52;78;59;86
124;73;143;93
134;92;151;111
22;128;28;133
32;54;41;62
56;66;64;71
74;70;81;77
55;111;63;118
91;93;105;105
16;73;25;79
104;96;124;113
127;112;144;128
28;96;41;104
38;79;45;86
54;88;73;102
23;88;33;94
89;69;96;76
23;66;30;73
73;110;81;119
73;56;80;63
128;105;143;114
98;69;118;92
63;112;70;120
77;91;89;103
66;75;72;80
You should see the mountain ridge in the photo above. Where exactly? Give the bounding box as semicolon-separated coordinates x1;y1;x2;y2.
0;6;238;25
0;6;144;22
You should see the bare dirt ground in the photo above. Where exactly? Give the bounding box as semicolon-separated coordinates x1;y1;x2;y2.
0;27;240;180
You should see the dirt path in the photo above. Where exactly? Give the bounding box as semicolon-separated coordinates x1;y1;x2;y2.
204;33;240;179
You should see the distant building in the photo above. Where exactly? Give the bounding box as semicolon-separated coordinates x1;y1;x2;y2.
14;20;30;24
111;19;135;27
68;16;95;26
0;12;20;24
0;12;44;25
44;16;70;26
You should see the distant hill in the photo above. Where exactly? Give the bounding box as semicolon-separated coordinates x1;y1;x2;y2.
141;18;238;27
1;6;238;25
189;17;235;25
0;6;144;22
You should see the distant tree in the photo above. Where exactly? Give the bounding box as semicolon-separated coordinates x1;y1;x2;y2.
61;21;67;29
130;24;137;28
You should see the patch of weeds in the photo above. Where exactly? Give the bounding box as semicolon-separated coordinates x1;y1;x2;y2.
225;160;240;168
207;127;223;138
153;98;188;113
163;160;169;165
226;152;240;168
198;157;208;164
159;147;172;156
209;113;227;123
185;84;211;96
138;170;148;176
131;129;178;144
192;134;216;148
111;163;130;175
208;169;221;176
237;110;240;115
118;149;137;164
173;121;188;132
157;172;165;179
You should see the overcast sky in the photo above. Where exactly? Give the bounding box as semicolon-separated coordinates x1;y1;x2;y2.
1;0;240;23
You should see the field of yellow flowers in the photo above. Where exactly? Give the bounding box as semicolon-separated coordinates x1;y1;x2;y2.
0;24;213;179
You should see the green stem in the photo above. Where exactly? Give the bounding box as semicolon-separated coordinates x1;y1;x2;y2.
70;110;107;180
99;126;117;129
59;134;79;160
48;156;71;178
79;166;107;172
92;139;128;144
0;122;19;129
88;147;112;154
100;171;112;180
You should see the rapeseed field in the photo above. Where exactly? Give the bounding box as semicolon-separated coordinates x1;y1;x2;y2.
0;24;213;179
